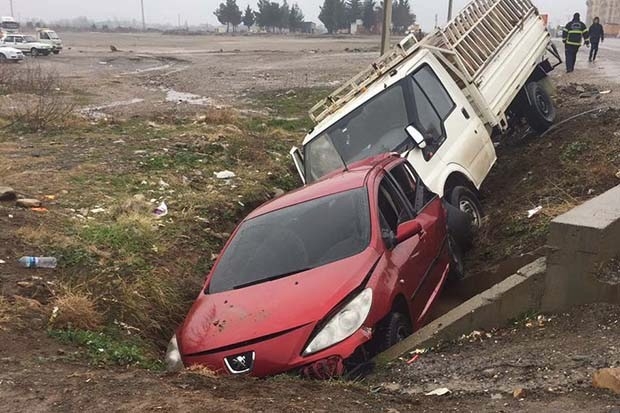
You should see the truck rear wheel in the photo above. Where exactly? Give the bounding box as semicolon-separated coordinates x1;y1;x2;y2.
524;81;555;133
31;48;38;57
449;186;483;229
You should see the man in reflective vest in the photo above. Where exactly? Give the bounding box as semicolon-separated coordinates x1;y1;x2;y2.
562;13;590;73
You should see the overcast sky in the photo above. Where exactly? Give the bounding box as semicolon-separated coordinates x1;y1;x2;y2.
5;0;587;30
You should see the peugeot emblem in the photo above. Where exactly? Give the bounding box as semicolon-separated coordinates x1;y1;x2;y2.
224;351;255;374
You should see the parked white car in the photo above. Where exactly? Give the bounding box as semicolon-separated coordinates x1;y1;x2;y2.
0;45;24;62
0;34;52;56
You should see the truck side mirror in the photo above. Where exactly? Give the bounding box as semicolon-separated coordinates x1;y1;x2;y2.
405;125;427;149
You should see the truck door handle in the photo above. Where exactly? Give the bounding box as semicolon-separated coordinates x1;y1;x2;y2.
461;108;470;119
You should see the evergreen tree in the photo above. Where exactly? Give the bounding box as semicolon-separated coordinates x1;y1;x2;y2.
346;0;363;24
361;0;376;31
242;5;255;28
279;0;290;30
392;0;415;34
289;3;305;32
213;0;242;32
319;0;347;34
256;0;282;31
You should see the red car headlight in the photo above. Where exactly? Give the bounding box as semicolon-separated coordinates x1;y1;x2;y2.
302;288;373;356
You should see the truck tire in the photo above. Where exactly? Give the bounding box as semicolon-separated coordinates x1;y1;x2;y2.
31;48;38;57
0;54;5;63
524;81;555;133
449;186;483;229
53;50;60;55
443;201;474;252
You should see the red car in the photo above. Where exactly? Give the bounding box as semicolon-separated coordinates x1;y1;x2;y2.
165;154;465;378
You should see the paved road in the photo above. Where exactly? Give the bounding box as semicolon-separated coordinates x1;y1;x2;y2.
555;38;620;81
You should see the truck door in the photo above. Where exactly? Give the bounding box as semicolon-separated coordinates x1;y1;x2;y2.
404;58;495;193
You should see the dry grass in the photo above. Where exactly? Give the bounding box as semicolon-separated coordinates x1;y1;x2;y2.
110;194;153;219
50;292;103;330
196;107;236;125
7;93;76;132
0;297;11;330
0;63;76;131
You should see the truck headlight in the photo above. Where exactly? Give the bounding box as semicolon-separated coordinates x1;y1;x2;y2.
164;334;185;372
303;288;373;356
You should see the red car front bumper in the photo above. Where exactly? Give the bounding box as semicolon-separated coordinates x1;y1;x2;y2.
181;324;373;378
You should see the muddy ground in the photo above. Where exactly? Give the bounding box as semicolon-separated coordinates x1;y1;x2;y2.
1;33;620;411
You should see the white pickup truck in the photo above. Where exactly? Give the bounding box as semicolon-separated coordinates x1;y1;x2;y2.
35;28;63;54
290;0;561;226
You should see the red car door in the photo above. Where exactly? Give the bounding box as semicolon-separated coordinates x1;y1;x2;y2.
386;161;448;327
377;168;429;326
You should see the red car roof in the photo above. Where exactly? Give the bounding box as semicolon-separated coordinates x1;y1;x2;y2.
245;153;398;220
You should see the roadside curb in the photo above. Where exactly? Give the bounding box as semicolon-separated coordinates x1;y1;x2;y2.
375;257;547;364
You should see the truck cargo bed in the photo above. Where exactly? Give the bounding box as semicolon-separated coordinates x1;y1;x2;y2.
309;0;552;130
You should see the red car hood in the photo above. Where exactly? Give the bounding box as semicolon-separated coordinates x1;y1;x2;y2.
178;248;380;356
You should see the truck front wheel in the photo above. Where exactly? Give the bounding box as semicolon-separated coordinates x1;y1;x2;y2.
524;81;555;133
449;186;483;229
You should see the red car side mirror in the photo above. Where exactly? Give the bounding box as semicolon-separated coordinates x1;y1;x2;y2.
396;220;423;244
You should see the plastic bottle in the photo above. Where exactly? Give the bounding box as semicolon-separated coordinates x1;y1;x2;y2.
18;256;57;269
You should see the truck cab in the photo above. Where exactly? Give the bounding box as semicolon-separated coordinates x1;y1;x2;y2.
293;45;496;227
36;28;63;54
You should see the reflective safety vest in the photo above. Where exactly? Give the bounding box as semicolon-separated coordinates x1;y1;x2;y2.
563;20;589;46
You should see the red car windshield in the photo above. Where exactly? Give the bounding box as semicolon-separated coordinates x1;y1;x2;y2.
208;188;371;293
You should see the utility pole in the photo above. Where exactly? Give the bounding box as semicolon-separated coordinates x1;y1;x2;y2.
9;0;14;17
380;0;393;55
178;14;181;28
447;0;453;21
140;0;146;31
435;13;438;28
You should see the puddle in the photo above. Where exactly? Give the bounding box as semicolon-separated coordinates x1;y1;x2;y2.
429;249;548;321
164;88;210;105
78;98;145;119
121;64;172;75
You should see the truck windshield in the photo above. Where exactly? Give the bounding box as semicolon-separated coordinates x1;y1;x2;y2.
305;83;412;182
48;32;59;39
208;188;370;293
24;36;36;42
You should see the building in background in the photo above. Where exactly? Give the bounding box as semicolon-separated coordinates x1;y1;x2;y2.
587;0;620;36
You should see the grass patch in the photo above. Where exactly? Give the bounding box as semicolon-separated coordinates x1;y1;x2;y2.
50;292;103;331
49;328;163;369
79;215;156;257
1;88;313;361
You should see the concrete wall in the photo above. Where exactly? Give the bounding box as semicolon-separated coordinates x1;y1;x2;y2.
377;258;547;363
377;185;620;364
542;185;620;311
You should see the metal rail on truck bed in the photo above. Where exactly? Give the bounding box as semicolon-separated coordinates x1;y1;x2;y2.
309;0;539;124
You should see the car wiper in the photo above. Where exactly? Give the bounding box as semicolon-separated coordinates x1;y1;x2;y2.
232;267;315;290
